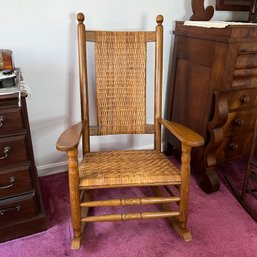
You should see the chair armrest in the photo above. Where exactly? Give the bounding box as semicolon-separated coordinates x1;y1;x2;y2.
158;118;204;147
56;121;86;152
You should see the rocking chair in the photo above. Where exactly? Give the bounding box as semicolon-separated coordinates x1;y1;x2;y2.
56;12;204;249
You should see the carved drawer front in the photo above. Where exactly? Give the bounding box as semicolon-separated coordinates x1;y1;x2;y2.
228;88;257;111
0;108;24;134
216;132;252;162
222;109;257;136
0;194;36;226
232;51;257;88
0;135;28;166
0;165;32;199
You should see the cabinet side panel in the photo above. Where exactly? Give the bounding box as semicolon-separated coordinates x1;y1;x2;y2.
170;59;212;141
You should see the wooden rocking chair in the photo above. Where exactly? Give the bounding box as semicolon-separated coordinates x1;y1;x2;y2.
56;13;204;250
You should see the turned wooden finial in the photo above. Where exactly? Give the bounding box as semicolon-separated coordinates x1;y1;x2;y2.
156;15;164;25
77;13;85;23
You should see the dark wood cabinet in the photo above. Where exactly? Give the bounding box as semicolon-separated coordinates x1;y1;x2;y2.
0;94;47;242
168;22;257;193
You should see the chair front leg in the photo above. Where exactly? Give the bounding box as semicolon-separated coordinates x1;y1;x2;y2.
67;148;81;249
179;143;191;229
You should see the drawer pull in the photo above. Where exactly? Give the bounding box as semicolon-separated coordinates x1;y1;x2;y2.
0;116;5;127
0;146;11;160
240;95;250;104
228;143;239;151
0;205;22;216
233;119;244;127
0;176;15;189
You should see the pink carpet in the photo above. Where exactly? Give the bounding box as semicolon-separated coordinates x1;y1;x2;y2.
1;157;257;257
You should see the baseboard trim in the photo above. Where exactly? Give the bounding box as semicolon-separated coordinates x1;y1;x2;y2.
37;161;68;177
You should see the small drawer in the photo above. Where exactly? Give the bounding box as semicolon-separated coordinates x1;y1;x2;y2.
0;194;36;226
0;164;33;199
238;43;257;54
0;97;19;109
222;109;257;136
0;108;24;134
232;50;257;88
216;132;253;162
228;88;257;111
234;52;257;70
0;135;28;166
232;66;257;88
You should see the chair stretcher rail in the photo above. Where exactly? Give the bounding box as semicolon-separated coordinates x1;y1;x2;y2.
81;211;180;222
80;196;180;207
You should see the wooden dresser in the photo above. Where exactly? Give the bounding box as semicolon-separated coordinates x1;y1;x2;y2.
168;22;257;193
0;94;47;242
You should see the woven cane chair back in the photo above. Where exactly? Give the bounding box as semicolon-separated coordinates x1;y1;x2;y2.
78;22;159;153
94;31;147;135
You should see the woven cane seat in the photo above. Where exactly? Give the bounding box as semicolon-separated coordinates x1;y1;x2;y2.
79;150;181;188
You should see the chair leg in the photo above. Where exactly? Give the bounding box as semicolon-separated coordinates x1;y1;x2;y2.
68;149;82;250
152;186;192;241
179;144;191;229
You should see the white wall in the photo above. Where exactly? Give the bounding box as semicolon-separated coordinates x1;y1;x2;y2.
0;1;246;176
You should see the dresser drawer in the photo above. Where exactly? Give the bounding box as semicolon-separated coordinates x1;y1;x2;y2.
234;52;257;69
237;43;257;54
232;53;257;88
228;88;257;111
0;97;19;109
0;165;33;199
0;135;28;166
0;194;36;226
231;44;257;88
0;108;24;134
222;109;257;136
216;132;252;162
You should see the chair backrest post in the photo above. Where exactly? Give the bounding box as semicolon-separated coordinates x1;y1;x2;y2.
77;13;90;154
154;15;164;151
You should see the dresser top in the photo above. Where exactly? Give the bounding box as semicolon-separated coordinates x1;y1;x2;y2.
175;21;257;42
